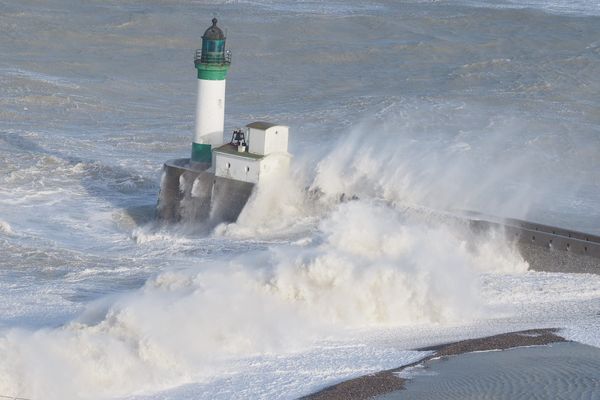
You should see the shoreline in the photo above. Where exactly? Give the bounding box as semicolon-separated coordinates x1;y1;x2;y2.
301;328;566;400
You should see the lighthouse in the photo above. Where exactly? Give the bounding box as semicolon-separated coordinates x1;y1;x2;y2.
192;18;231;167
157;18;291;224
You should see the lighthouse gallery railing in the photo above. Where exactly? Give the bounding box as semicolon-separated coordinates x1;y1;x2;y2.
194;49;232;65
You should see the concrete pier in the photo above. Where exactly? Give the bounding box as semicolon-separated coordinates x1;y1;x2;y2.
156;158;254;224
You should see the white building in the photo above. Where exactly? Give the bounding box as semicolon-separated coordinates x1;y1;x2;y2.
213;122;290;184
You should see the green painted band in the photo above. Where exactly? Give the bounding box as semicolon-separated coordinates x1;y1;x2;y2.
191;142;212;163
196;64;229;80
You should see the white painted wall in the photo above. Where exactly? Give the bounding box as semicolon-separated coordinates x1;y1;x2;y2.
248;125;289;155
248;128;266;155
259;153;291;177
264;126;289;155
194;79;226;146
214;153;260;184
214;152;292;184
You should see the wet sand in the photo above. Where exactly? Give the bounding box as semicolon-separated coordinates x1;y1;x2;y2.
378;341;600;399
302;328;566;400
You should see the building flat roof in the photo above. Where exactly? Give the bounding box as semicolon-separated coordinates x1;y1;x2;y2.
213;143;264;159
246;121;279;130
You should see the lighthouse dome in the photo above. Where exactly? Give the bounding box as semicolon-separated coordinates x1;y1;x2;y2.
203;18;225;40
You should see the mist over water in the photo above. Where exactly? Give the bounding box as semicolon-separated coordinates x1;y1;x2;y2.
0;0;599;398
311;109;551;219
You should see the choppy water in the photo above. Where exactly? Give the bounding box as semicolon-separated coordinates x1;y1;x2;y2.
0;0;599;399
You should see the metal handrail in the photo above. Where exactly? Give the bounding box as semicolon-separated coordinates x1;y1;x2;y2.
194;49;232;65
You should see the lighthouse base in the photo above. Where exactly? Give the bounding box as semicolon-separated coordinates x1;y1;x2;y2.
156;158;254;224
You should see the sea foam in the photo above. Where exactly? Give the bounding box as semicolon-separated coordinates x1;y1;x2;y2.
0;198;527;399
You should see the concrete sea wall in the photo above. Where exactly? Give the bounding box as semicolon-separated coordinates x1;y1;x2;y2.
156;158;254;224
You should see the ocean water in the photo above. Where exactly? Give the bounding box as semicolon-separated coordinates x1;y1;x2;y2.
0;0;599;399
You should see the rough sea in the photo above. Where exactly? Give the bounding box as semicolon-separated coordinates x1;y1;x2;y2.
0;0;599;398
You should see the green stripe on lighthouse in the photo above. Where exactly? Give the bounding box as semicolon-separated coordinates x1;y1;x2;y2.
196;64;229;80
191;142;212;163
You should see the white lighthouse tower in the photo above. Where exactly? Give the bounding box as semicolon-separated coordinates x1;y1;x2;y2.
157;18;291;223
191;18;230;167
